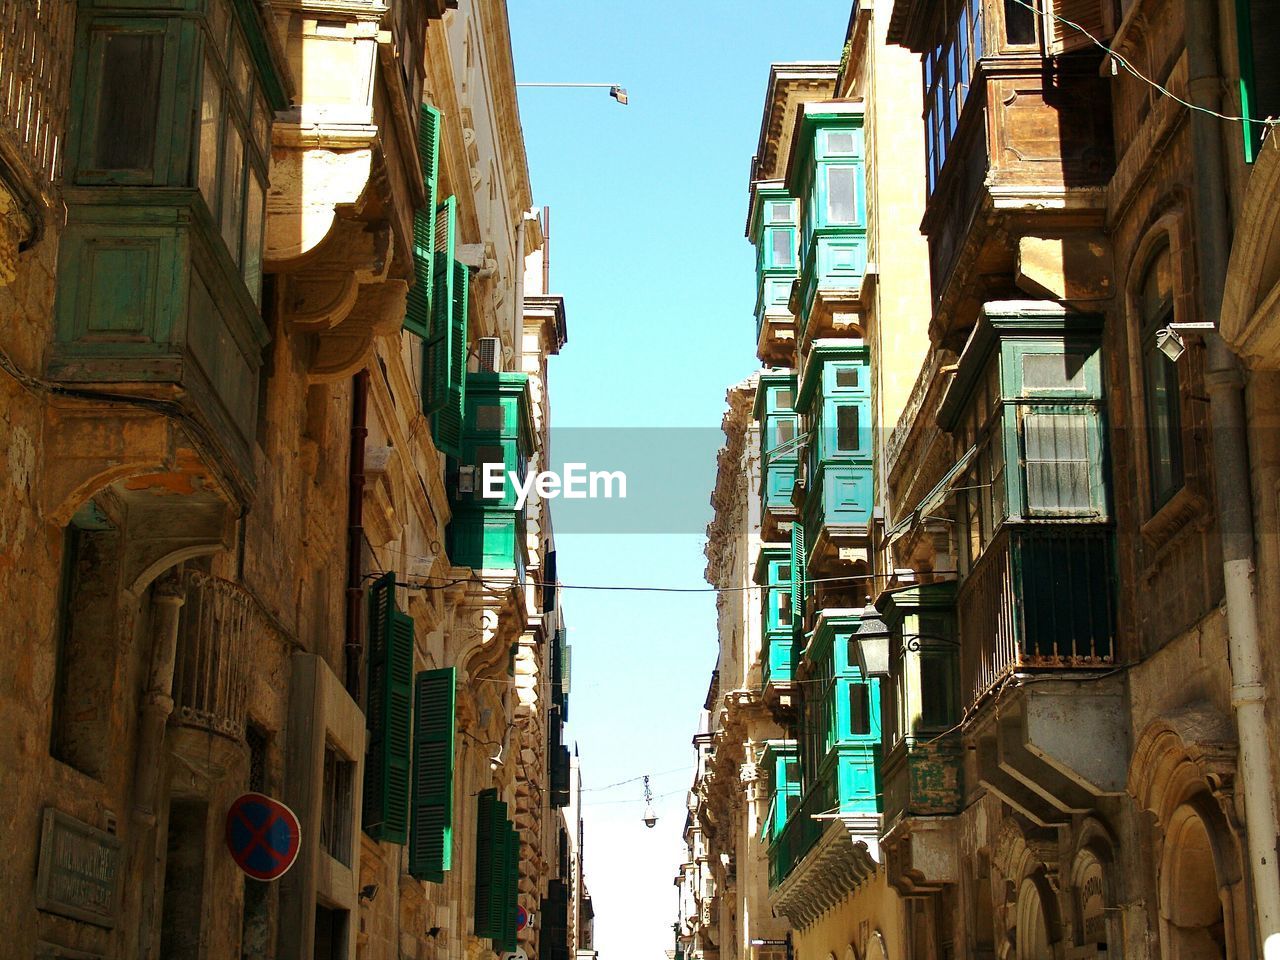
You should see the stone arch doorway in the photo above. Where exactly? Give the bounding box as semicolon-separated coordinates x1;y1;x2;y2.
1163;807;1227;960
1014;875;1054;960
1128;706;1248;960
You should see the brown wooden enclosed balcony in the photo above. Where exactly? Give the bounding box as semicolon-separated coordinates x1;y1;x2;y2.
956;523;1115;710
888;0;1116;347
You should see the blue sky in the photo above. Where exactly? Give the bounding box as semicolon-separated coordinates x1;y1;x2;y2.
509;4;852;957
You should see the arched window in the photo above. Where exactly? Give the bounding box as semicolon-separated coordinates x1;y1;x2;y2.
1140;245;1184;510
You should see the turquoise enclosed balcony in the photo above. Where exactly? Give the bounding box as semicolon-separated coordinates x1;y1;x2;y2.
785;104;867;347
749;184;800;365
760;741;800;848
447;373;536;576
794;343;873;589
755;544;794;700
769;610;881;889
754;372;799;538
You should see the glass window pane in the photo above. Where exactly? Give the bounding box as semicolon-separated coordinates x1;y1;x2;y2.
1022;352;1087;393
920;652;956;728
770;228;794;268
849;683;871;736
1145;346;1183;506
242;174;265;303
1024;413;1093;514
197;61;222;214
827;131;856;155
768;201;794;223
220;121;246;261
92;32;164;171
777;389;793;409
229;34;251;104
835;367;860;389
826;166;857;224
776;419;796;447
252;96;271;157
777;593;792;627
836;404;860;452
1005;0;1037;44
207;0;231;51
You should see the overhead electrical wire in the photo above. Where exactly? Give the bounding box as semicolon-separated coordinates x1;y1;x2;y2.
1010;0;1279;132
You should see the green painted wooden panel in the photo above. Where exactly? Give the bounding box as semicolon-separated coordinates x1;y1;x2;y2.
409;667;455;882
363;572;414;844
474;789;500;935
405;105;441;339
423;197;456;416
431;260;469;455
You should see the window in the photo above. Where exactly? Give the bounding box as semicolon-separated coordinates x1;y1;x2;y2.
836;405;860;452
920;649;958;729
320;744;355;865
1139;248;1183;510
767;201;796;223
769;227;796;268
848;683;871;736
924;0;985;194
826;166;858;224
1004;0;1037;45
195;0;272;303
835;367;860;390
775;418;796;449
827;130;857;155
776;389;794;410
1023;413;1092;514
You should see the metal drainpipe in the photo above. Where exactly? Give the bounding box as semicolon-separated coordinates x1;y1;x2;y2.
344;369;370;699
1184;0;1280;951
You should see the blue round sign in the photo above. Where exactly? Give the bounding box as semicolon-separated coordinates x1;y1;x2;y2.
225;793;301;881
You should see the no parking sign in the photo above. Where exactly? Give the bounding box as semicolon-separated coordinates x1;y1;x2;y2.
225;793;301;881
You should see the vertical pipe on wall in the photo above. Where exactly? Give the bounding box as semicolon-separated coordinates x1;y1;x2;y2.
1184;0;1280;953
344;369;370;700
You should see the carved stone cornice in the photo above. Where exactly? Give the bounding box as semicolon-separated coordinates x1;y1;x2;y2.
770;816;882;928
705;377;759;586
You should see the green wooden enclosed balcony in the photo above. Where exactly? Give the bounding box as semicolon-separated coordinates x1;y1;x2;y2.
760;741;800;849
48;0;287;493
447;373;536;576
938;304;1115;710
770;610;882;888
755;544;795;696
795;343;873;582
876;584;964;833
784;105;867;345
749;183;800;365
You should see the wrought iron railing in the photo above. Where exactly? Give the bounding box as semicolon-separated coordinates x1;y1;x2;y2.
956;524;1114;709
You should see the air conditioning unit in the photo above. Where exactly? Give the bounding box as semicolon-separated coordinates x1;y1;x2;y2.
478;337;503;373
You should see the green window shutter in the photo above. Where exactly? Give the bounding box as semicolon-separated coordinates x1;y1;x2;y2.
404;106;442;338
409;667;456;881
488;816;511;941
791;521;806;617
501;824;521;953
432;260;470;456
423;196;457;416
473;788;496;942
363;572;414;844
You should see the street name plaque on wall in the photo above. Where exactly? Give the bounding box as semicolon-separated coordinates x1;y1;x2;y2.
35;808;122;928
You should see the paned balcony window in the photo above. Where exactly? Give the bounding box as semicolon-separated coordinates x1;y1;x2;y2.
923;0;985;194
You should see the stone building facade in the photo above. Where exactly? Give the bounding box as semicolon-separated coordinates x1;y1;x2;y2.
0;2;584;958
682;2;1280;960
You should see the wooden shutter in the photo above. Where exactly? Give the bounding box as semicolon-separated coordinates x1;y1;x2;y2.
363;572;414;844
423;197;456;416
1047;0;1107;53
500;825;521;953
473;783;496;936
404;106;442;338
432;260;470;456
790;521;806;620
409;667;455;881
488;801;511;939
542;549;557;612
